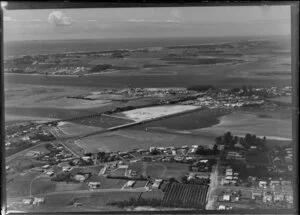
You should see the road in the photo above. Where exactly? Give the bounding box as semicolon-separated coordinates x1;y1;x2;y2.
206;159;219;210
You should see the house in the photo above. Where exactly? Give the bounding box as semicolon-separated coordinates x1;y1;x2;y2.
274;192;285;202
149;147;156;152
152;179;163;189
223;194;231;201
270;180;281;187
185;157;194;162
42;165;50;169
187;173;196;181
81;156;92;161
33;197;45;205
221;179;232;185
118;164;129;169
259;181;267;189
46;171;54;176
287;165;293;171
218;205;226;210
281;180;292;186
252;191;262;200
285;194;293;204
88;182;101;189
74;174;86;182
174;156;184;162
231;191;240;202
130;170;137;177
62;166;72;172
225;176;233;180
263;192;273;203
23;198;33;205
226;171;233;177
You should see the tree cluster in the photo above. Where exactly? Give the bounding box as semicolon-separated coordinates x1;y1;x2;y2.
97;151;120;163
107;197;163;208
195;144;219;155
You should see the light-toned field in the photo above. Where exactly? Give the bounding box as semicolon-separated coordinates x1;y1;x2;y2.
197;110;292;140
57;121;103;136
78;129;215;152
121;105;200;122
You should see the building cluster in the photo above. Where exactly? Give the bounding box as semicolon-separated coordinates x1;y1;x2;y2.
268;146;293;174
35;143;76;165
251;190;293;205
46;66;90;75
5;124;55;155
94;87;192;98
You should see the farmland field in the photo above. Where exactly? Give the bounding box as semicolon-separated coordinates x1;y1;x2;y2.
129;162;189;181
79;129;215;152
197;109;292;140
162;184;209;209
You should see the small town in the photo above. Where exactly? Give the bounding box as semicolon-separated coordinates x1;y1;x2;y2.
6;119;294;210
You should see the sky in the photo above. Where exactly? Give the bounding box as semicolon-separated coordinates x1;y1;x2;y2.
3;5;291;41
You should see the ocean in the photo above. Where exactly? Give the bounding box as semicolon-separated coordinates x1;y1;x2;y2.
3;35;283;58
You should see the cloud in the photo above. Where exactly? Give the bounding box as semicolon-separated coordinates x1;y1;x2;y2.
48;11;72;26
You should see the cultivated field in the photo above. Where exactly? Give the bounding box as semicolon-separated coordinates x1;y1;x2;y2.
162;184;209;209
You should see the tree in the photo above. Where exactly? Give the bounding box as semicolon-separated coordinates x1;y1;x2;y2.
181;176;188;184
213;144;219;154
224;132;234;145
168;177;177;183
215;136;223;145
